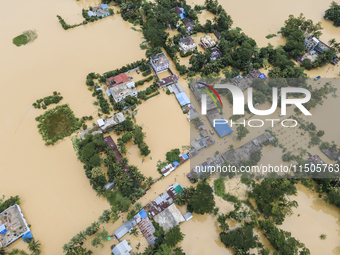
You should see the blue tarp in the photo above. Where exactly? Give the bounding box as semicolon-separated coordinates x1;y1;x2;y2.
101;4;108;9
0;224;6;235
182;154;189;160
139;209;148;219
212;121;233;138
22;231;32;242
259;73;266;79
175;92;190;106
173;161;180;168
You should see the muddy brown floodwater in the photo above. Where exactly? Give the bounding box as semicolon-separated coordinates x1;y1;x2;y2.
1;0;340;254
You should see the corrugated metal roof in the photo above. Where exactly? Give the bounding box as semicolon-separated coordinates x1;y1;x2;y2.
138;217;156;246
175;92;190;106
112;239;132;255
114;219;137;239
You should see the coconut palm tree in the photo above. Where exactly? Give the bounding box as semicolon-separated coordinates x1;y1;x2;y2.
219;222;229;232
121;157;129;166
174;194;186;206
329;38;336;47
134;202;143;212
28;239;41;254
121;175;133;188
130;227;139;237
0;247;6;255
146;177;153;186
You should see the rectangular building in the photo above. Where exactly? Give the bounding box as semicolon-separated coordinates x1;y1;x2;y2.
150;52;169;74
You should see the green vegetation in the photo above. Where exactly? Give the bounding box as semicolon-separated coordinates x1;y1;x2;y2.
266;33;277;39
135;75;154;86
138;82;159;101
250;179;297;224
187;181;215;214
57;15;83;30
324;2;340;27
35;104;81;145
63;207;118;254
213;178;239;202
91;229;109;248
12;34;28;47
0;195;20;213
220;223;258;253
92;89;111;114
320;234;327;240
166;148;181;163
32;92;63;109
27;238;41;255
173;187;196;206
164;226;185;247
12;30;37;46
236;125;249;141
259;220;310;254
6;249;28;255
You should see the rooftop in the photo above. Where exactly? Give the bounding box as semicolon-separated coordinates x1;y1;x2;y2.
110;82;137;101
158;75;178;87
138;217;156;246
150;52;169;66
112;239;132;255
0;204;31;248
179;35;195;46
113;73;130;85
153;204;185;232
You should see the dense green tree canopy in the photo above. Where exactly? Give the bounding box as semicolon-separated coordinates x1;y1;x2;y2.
188;181;215;214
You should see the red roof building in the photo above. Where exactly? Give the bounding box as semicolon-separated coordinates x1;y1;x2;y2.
107;73;130;86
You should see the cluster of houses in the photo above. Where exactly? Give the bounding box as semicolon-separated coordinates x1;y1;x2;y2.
187;132;275;181
299;34;339;65
160;154;189;176
0;204;32;248
112;183;193;255
198;35;222;61
230;68;266;91
79;112;126;139
87;4;111;18
174;6;194;33
190;82;233;138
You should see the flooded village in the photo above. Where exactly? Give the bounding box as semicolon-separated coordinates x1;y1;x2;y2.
1;0;340;254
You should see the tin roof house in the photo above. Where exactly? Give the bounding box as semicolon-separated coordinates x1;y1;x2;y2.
112;240;132;255
179;35;196;53
93;4;110;18
150;52;169;74
89;5;110;18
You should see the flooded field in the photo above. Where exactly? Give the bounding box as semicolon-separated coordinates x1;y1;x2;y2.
0;0;145;253
1;0;340;254
281;184;340;255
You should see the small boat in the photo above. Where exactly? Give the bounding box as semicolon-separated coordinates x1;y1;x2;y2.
314;76;321;81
